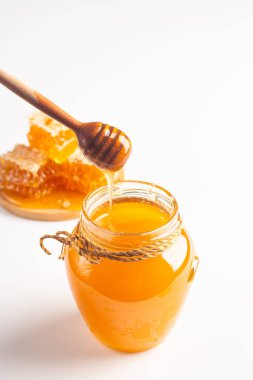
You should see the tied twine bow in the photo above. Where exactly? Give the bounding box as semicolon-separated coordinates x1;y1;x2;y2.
40;219;183;264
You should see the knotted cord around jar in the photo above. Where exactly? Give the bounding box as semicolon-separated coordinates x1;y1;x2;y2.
40;218;183;264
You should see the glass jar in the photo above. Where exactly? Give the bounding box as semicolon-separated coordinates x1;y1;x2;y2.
64;181;198;353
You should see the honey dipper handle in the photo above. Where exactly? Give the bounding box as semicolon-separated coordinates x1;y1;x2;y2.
0;69;82;131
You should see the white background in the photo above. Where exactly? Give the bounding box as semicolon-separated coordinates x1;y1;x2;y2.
0;1;253;379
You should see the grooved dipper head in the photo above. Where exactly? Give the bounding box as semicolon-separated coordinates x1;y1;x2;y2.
76;122;132;172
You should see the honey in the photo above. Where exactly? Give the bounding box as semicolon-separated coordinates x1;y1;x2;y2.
92;199;170;232
64;181;197;353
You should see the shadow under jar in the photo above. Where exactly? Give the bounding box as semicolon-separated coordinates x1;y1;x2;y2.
64;181;198;353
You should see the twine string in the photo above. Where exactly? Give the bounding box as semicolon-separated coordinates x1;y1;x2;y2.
40;221;182;264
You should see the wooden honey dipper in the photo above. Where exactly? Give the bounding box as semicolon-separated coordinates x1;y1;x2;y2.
0;70;132;172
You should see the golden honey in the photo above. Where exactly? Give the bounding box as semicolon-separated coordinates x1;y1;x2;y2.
64;181;197;352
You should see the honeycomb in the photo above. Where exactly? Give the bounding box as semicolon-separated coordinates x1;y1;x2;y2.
0;113;124;212
0;144;49;197
27;112;78;163
0;145;107;198
49;149;107;193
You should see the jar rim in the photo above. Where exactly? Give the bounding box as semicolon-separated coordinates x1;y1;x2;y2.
81;180;180;239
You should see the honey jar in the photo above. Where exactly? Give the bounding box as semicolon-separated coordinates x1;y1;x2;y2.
54;181;199;352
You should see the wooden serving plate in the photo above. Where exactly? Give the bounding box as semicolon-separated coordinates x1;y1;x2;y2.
0;192;80;221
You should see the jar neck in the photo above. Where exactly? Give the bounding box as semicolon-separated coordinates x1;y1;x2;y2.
79;181;182;251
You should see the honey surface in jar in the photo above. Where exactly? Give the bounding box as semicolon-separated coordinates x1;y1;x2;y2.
65;199;194;352
92;200;170;232
27;112;78;163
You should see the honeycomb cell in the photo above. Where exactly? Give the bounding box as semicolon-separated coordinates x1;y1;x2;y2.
27;112;78;163
0;144;49;196
0;145;109;199
49;149;107;193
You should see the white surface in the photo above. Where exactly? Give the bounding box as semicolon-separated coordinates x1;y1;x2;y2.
0;1;253;379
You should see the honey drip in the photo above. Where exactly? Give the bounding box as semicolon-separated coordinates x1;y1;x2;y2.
103;170;115;229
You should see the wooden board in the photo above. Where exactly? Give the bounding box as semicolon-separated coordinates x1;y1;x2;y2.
0;194;80;221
